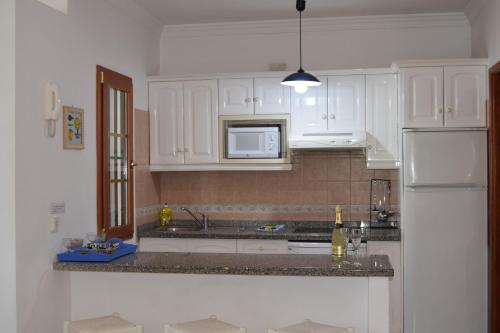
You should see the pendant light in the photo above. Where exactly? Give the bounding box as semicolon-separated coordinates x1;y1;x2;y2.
281;0;321;93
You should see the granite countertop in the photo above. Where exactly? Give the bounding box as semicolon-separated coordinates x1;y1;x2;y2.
137;221;401;242
53;252;393;277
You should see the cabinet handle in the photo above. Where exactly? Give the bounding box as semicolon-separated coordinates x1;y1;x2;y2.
367;145;373;150
321;114;327;120
184;148;189;153
330;114;336;120
438;108;443;114
244;97;252;103
176;148;183;153
447;107;453;113
253;97;259;103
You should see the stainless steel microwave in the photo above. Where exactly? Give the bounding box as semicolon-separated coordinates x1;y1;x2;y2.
219;115;290;164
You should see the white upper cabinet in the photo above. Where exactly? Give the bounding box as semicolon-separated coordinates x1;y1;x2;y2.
400;67;444;128
444;66;487;128
366;74;399;169
149;82;184;165
291;76;328;136
400;66;487;128
327;75;366;132
218;78;290;115
183;80;219;164
254;78;291;115
218;79;254;115
149;80;218;166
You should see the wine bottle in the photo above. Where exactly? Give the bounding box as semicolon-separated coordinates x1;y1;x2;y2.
331;205;346;257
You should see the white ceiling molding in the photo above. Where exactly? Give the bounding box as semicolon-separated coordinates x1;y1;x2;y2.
464;0;488;22
163;12;470;38
36;0;67;14
106;0;163;34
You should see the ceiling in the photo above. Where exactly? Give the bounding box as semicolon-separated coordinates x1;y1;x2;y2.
133;0;471;25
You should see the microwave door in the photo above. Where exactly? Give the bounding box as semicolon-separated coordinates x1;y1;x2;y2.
227;127;280;158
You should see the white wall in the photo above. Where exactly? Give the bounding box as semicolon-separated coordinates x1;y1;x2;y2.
0;0;17;332
467;0;500;66
71;273;370;333
160;13;472;75
15;0;161;332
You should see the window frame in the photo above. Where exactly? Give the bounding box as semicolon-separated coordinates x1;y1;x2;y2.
96;65;134;240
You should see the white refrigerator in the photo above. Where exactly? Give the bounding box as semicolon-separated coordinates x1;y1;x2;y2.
402;129;488;333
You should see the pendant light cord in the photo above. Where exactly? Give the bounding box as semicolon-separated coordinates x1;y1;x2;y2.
299;10;303;71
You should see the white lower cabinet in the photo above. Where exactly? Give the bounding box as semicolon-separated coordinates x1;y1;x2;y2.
140;238;236;253
139;238;189;252
187;239;237;253
140;238;288;254
367;241;401;333
236;239;288;254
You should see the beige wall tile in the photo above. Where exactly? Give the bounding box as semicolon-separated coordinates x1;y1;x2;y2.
327;157;351;181
302;157;328;181
350;181;371;205
327;181;351;205
351;157;374;181
134;109;150;166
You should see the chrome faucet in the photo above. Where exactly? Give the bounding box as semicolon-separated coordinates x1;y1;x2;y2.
181;207;209;230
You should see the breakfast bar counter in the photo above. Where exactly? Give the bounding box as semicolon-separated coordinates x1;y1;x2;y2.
53;252;393;277
58;251;392;333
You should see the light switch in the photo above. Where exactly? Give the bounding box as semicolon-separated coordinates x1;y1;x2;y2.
49;216;59;233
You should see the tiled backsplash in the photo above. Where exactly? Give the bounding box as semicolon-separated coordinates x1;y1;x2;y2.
134;110;400;225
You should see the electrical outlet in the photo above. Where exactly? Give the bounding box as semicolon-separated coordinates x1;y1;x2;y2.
50;201;65;214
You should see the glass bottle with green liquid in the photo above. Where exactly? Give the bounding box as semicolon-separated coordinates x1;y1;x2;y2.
331;205;347;258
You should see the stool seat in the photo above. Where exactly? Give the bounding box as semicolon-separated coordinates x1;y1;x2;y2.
64;314;143;333
165;315;246;333
269;319;355;333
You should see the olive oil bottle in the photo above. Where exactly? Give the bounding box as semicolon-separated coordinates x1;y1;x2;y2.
159;203;173;227
331;205;346;257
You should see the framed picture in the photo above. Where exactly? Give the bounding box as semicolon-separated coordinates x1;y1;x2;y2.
62;106;84;149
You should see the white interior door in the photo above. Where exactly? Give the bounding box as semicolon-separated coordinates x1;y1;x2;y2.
183;80;219;164
327;75;365;132
254;77;291;114
400;67;444;128
290;76;328;136
149;82;184;165
403;188;487;333
365;74;399;169
444;66;487;128
218;78;254;115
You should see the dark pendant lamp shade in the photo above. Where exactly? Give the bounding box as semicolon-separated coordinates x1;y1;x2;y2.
281;0;321;92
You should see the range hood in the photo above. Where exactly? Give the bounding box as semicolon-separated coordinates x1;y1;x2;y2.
289;131;366;149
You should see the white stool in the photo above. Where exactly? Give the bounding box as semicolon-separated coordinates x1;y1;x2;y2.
164;315;246;333
64;313;143;333
268;319;355;333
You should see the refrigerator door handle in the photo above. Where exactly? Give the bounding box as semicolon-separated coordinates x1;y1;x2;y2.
405;184;487;191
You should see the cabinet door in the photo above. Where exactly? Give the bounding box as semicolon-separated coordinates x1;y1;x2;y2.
254;78;291;114
183;80;219;164
236;239;288;254
187;239;237;253
327;75;365;132
400;67;443;128
218;79;254;115
444;66;487;128
291;76;328;136
149;82;184;165
139;238;188;252
366;74;399;169
367;241;402;333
